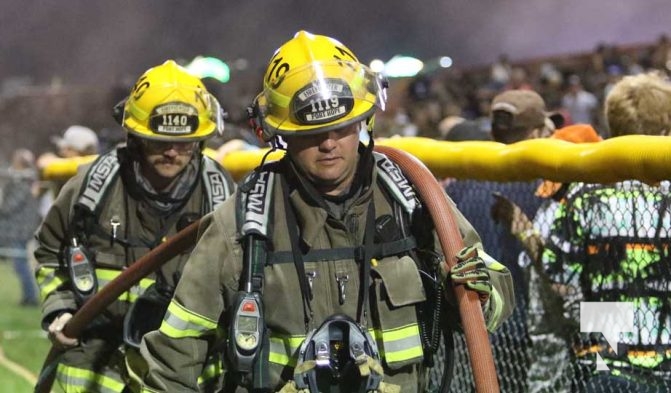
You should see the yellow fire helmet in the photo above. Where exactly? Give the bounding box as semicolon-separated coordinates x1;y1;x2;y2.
121;60;224;142
256;31;387;140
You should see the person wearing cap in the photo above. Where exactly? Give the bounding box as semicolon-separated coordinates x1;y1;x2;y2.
541;71;671;392
490;124;602;393
53;125;100;157
490;89;563;144
446;88;563;392
35;125;101;221
34;60;236;393
36;124;100;179
138;31;514;393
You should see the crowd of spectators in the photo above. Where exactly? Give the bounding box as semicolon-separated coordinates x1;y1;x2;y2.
377;34;671;141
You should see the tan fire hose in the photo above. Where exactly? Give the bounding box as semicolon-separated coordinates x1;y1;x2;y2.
375;145;499;392
34;220;200;393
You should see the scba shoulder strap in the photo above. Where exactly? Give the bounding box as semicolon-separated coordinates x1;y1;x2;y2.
232;153;423;391
234;153;423;284
66;150;233;300
76;150;232;219
373;152;418;216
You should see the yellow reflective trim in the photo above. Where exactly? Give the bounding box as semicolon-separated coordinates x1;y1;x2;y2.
266;84;292;108
56;363;125;393
268;351;293;367
377;323;420;341
94;269;155;303
36;266;66;300
138;277;155;289
268;334;306;366
197;357;224;384
266;325;423;367
375;324;424;363
159;300;218;338
166;300;218;328
159;321;202;338
381;344;424;363
96;269;119;281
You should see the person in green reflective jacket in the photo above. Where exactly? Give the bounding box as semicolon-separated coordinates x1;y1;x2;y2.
544;71;671;392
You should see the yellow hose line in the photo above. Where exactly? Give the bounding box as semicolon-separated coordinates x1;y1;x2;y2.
40;136;671;183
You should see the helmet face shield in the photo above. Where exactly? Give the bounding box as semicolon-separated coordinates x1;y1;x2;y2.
258;61;387;139
122;60;225;142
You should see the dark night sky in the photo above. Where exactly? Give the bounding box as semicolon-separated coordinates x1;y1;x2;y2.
2;0;671;86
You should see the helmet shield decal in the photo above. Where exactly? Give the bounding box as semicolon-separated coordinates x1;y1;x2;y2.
258;60;387;136
149;102;199;135
122;60;224;142
292;78;354;125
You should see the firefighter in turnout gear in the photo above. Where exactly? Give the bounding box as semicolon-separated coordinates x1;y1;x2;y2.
35;60;236;392
139;31;515;392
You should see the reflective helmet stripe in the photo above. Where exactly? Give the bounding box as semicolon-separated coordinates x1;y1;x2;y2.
159;299;218;338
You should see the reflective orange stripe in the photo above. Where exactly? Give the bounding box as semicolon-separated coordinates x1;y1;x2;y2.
587;243;666;255
627;349;671;359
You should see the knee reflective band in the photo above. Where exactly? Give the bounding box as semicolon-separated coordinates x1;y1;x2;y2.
292;314;384;393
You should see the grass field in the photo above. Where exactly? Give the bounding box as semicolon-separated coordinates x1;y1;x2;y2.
0;259;55;392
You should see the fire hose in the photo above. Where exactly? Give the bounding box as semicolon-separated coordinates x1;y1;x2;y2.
35;146;498;392
375;145;499;392
34;220;200;393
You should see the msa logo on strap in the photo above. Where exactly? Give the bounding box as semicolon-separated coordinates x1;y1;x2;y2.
202;157;232;211
79;152;121;213
375;154;417;215
78;152;230;216
206;172;228;209
241;171;275;236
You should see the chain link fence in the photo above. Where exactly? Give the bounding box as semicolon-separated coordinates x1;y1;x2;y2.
438;179;671;392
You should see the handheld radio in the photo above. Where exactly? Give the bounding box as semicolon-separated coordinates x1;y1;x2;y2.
67;238;98;303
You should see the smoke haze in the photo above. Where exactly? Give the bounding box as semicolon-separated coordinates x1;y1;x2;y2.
2;0;670;86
